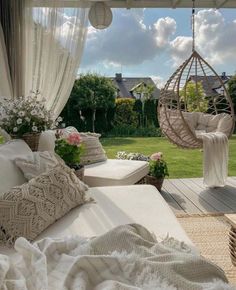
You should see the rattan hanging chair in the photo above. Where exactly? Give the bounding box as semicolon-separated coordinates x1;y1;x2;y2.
158;2;235;149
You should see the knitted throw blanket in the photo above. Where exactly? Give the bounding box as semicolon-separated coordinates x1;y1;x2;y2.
200;132;229;187
1;224;234;290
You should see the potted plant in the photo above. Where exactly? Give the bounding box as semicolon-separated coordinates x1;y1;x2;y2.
55;131;85;180
0;92;60;151
145;152;169;191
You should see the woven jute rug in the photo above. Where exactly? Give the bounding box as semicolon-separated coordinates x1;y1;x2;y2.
177;214;236;285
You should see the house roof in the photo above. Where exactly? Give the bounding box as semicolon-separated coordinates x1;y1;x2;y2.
188;74;231;96
110;74;160;99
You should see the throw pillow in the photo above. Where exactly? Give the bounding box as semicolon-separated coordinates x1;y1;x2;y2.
15;151;59;180
80;132;107;165
0;163;89;246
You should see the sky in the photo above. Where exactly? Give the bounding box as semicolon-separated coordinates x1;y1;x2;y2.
79;7;236;89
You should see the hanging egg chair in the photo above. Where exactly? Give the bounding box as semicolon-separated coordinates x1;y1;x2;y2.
158;1;235;149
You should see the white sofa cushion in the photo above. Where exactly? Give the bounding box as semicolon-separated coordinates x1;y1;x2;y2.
15;151;59;180
37;185;194;247
84;159;149;187
0;140;31;194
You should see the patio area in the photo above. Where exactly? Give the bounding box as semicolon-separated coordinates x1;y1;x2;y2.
162;177;236;215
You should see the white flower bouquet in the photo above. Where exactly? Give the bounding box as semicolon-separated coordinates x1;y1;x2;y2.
0;92;61;137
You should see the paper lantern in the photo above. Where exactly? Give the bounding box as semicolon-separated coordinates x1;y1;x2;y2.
88;1;113;29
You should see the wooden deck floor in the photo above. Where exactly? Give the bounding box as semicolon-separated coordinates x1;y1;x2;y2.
161;177;236;215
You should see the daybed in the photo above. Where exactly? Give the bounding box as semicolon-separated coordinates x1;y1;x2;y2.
0;139;193;256
0;139;234;290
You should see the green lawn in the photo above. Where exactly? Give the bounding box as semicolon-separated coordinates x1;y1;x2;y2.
101;135;236;179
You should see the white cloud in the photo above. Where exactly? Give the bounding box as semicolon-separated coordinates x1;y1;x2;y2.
82;9;176;67
169;9;236;67
150;75;166;89
81;8;236;77
154;17;176;48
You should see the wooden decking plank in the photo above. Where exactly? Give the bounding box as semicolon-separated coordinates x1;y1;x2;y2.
188;178;235;213
163;179;202;214
159;189;184;215
190;178;236;209
176;178;219;213
161;181;185;214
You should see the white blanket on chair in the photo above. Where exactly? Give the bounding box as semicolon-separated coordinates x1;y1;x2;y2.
200;132;229;187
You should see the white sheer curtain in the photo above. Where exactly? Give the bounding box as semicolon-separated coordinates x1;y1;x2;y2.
0;24;12;98
0;0;88;117
24;1;88;117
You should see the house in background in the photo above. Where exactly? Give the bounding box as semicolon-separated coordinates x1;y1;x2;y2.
110;73;160;99
189;72;231;97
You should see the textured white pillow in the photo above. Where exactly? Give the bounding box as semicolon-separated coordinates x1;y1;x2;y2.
15;151;59;180
0;140;32;194
80;132;107;165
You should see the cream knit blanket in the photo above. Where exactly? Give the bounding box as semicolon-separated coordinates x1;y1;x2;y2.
0;224;234;290
200;132;229;187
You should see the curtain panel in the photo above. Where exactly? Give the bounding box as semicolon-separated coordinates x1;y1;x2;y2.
0;0;88;117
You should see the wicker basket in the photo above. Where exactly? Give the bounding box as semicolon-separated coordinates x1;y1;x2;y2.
11;133;40;151
145;175;164;192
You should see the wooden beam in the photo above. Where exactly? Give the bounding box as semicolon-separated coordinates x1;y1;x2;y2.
126;0;133;9
215;0;229;8
172;0;181;9
32;0;236;8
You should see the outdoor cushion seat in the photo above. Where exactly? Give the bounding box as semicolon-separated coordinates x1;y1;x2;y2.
1;185;195;257
84;159;149;187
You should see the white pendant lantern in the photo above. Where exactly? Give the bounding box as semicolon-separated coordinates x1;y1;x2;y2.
88;1;113;29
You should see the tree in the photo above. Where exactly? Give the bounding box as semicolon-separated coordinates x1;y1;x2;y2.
71;74;116;132
114;98;138;127
180;81;208;112
227;75;236;114
133;83;155;100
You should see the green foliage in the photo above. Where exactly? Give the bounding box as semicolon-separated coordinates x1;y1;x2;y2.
227;75;236;113
106;124;162;137
63;73;116;132
0;135;4;144
149;159;169;178
60;98;85;131
54;133;84;167
72;74;116;110
0;93;58;137
101;136;236;178
133;83;155;100
180;81;208;112
143;99;158;126
114;98;138;127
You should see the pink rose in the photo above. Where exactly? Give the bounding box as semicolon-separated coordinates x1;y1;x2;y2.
67;132;81;146
150;152;163;161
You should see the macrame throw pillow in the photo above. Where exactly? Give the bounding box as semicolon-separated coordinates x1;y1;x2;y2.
15;151;59;180
80;132;107;165
0;163;89;246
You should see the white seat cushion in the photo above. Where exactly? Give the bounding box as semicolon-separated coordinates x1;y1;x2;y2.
0;140;31;194
38;185;194;247
0;185;195;257
84;159;149;187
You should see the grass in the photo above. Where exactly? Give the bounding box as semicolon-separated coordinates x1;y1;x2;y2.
101;135;236;179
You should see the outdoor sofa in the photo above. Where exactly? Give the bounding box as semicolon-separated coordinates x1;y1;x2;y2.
0;138;193;256
0;138;234;289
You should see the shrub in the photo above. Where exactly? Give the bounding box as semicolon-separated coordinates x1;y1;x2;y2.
114;98;138;127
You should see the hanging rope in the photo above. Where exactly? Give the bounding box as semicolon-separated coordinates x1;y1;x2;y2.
192;0;195;52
